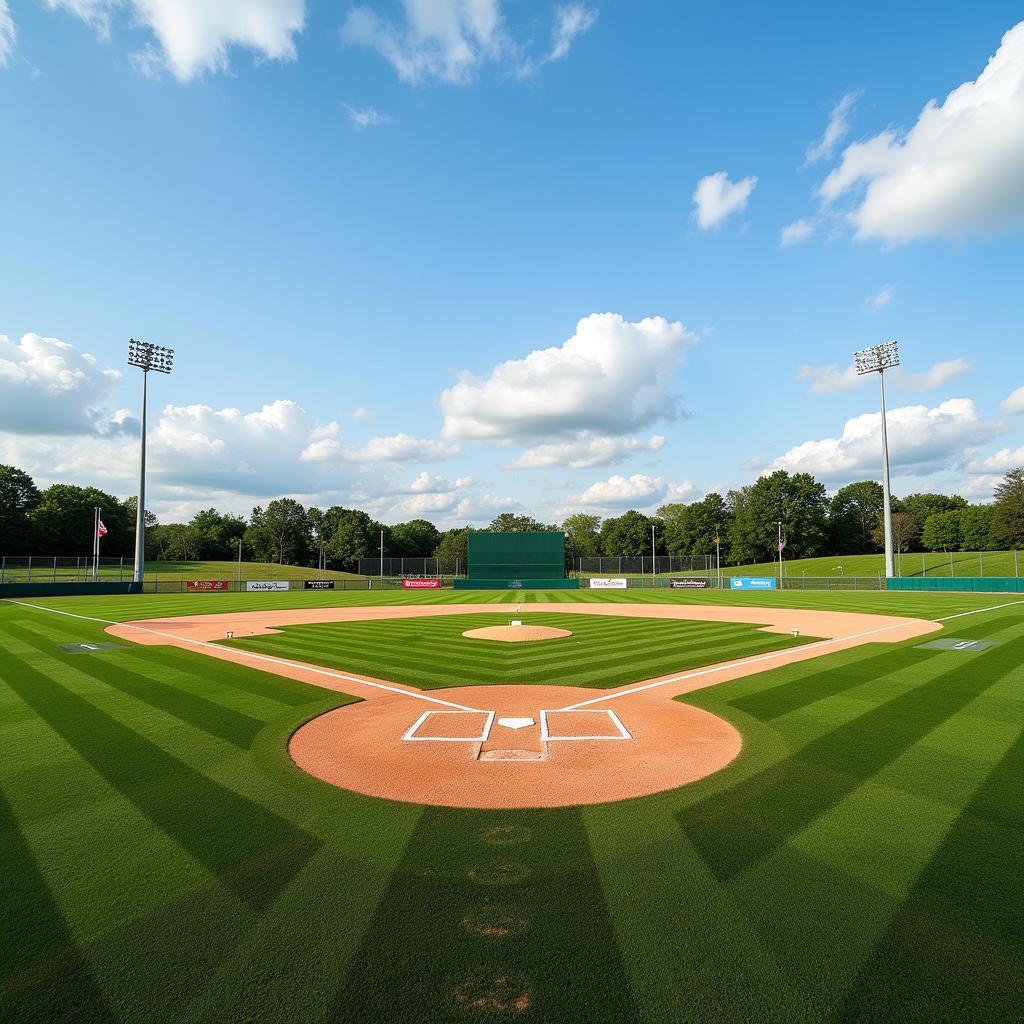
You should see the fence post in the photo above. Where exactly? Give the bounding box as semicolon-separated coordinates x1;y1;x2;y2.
1015;550;1019;577
979;552;984;576
28;556;32;582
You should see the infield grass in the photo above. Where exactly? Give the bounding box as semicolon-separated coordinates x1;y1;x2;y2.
1;590;1021;1023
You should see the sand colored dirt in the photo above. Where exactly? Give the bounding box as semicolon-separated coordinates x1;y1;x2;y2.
462;624;573;642
104;602;941;808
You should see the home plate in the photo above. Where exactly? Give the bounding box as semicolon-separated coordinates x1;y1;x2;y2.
497;717;534;730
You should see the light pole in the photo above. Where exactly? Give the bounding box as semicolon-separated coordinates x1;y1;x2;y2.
777;520;785;589
127;339;174;584
854;340;899;578
714;526;721;587
651;523;656;583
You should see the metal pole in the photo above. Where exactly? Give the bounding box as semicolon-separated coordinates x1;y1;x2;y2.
92;506;100;581
651;524;656;584
380;529;384;586
879;369;895;578
238;537;243;584
777;520;783;589
1015;549;1019;577
950;551;954;577
133;369;148;584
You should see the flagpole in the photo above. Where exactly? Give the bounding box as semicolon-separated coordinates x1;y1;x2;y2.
777;520;783;590
93;506;100;582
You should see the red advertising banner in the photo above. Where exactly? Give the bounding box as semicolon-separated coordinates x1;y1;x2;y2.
401;578;441;589
186;580;230;591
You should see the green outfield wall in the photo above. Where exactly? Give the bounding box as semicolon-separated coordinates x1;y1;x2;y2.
467;531;566;580
453;578;580;590
886;577;1024;593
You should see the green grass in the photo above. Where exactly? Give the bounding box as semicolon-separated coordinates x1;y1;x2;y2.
1;589;1022;1022
0;559;366;583
718;549;1021;580
223;612;816;689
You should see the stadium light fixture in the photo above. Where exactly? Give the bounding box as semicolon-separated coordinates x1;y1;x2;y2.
128;339;175;585
854;339;899;578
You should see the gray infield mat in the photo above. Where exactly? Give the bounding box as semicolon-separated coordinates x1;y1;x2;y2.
57;642;129;653
916;638;995;652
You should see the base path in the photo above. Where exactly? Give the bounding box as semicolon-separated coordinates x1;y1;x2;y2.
105;603;940;808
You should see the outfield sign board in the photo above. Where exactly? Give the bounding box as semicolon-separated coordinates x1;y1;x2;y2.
670;577;709;589
730;576;776;590
186;580;229;591
303;580;335;590
402;578;441;589
246;580;290;592
589;577;628;589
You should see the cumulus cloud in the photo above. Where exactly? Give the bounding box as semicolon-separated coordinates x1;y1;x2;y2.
1000;386;1024;415
300;429;457;463
966;445;1024;473
899;358;972;391
548;4;597;62
46;0;306;81
770;398;998;480
692;171;757;229
797;361;860;394
865;284;894;310
0;1;14;67
819;22;1024;242
780;218;814;246
572;473;667;508
0;332;124;435
509;433;665;470
342;103;394;129
805;90;860;164
798;357;971;395
351;406;375;420
440;313;695;443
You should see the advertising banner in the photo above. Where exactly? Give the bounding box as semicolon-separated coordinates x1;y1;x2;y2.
729;576;777;590
402;578;441;589
303;580;335;590
589;577;628;589
670;577;709;589
246;580;290;592
186;580;229;591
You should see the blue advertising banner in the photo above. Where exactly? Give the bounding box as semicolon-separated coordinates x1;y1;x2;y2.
730;576;777;590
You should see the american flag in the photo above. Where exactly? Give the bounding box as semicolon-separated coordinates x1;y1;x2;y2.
778;538;786;553
97;520;108;538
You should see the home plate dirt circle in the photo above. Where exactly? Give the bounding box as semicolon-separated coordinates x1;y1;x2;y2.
461;625;573;642
289;684;741;808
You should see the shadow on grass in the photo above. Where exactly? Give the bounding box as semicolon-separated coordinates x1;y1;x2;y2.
4;627;319;913
329;807;641;1023
836;724;1024;1022
679;639;1023;883
0;785;115;1024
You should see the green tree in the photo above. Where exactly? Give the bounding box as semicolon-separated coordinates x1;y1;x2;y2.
322;508;384;571
188;507;245;558
487;513;553;532
873;511;919;554
244;499;310;565
434;528;469;571
658;493;728;559
958;506;995;551
28;484;132;556
600;510;654;556
562;513;601;560
389;519;442;558
992;467;1024;548
895;493;967;548
727;471;829;563
922;510;962;552
156;523;204;561
0;465;42;554
829;480;884;553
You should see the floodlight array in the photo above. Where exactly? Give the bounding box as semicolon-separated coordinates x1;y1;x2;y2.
128;339;175;374
854;339;899;375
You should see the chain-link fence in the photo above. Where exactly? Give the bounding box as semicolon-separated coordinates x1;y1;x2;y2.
357;557;459;577
572;555;713;576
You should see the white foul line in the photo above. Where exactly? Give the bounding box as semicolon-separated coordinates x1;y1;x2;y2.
5;600;484;713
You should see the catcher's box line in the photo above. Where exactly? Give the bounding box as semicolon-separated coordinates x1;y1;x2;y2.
403;710;495;742
540;709;631;741
6;600;483;713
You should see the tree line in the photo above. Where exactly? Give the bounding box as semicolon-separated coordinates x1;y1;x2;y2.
1;464;1022;571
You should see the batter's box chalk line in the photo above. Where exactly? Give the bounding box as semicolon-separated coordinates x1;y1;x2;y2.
403;710;495;742
541;709;632;741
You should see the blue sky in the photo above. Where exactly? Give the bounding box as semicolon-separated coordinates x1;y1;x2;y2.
2;1;1023;526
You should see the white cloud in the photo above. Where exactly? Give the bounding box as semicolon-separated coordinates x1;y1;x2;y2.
898;358;971;391
390;471;473;494
865;283;894;309
0;332;124;435
966;445;1024;473
47;0;306;81
440;312;696;442
342;103;394;129
780;218;814;246
0;1;15;67
351;406;375;420
548;4;597;62
819;22;1024;242
300;431;458;463
693;171;757;230
572;473;667;508
664;479;697;503
509;433;665;470
805;90;860;164
770;398;998;480
1000;386;1024;415
342;0;505;85
797;362;861;394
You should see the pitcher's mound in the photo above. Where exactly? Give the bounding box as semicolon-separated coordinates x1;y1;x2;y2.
462;625;572;643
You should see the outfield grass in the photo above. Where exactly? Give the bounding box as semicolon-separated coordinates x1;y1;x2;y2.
1;590;1022;1022
0;559;366;583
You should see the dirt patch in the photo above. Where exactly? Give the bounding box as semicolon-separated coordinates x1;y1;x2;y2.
451;973;532;1014
467;861;533;885
462;906;529;939
462;624;572;642
480;825;533;846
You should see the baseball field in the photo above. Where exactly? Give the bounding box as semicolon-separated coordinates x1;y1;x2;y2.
1;587;1022;1022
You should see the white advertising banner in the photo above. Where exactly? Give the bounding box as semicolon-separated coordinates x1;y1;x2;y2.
589;577;628;589
246;580;290;592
